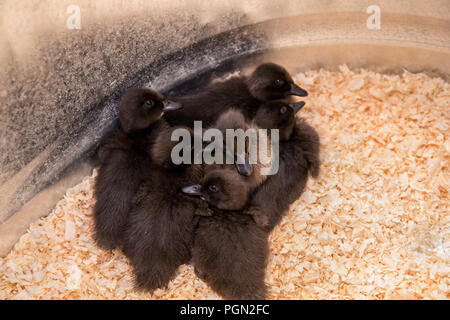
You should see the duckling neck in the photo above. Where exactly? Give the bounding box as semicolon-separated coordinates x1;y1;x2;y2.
126;120;165;152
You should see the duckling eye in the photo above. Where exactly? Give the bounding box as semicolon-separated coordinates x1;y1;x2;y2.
280;106;287;114
144;100;154;108
208;185;219;193
274;79;285;87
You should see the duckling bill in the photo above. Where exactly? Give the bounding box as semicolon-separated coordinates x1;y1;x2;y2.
191;211;269;300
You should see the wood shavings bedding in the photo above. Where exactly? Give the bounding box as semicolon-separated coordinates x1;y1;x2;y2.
1;65;449;300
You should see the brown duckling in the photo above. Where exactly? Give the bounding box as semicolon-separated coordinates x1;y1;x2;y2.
93;88;182;250
181;100;317;300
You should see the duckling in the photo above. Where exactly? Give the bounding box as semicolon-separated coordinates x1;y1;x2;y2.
164;62;308;127
182;169;269;299
93;88;182;250
122;125;212;292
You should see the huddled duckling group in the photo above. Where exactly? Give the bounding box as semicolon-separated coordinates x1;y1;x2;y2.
93;63;320;299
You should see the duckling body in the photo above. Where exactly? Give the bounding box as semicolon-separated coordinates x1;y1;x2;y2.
192;211;269;300
165;77;257;127
249;118;320;231
94;123;162;250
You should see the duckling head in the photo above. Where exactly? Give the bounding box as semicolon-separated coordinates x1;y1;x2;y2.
254;100;305;141
118;88;182;134
247;63;308;101
181;168;249;210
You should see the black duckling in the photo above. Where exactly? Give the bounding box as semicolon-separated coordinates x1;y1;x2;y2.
235;98;309;226
122;125;212;292
93;88;182;250
248;62;308;101
164;62;308;127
